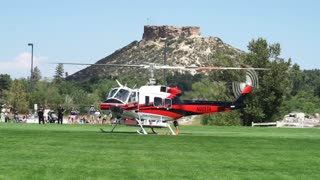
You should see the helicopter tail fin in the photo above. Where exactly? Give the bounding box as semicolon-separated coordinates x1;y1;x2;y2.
234;85;252;104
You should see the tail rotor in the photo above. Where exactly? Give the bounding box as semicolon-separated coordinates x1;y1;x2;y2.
232;68;259;97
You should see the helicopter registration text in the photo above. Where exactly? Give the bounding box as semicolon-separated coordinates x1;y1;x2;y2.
196;106;211;113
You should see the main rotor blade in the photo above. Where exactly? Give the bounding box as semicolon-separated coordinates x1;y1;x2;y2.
52;62;147;68
153;65;269;71
194;67;270;71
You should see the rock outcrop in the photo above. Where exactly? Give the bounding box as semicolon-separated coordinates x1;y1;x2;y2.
66;25;243;83
143;25;200;40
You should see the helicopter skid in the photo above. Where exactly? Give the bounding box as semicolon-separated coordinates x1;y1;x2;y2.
102;115;176;135
123;119;169;128
134;117;176;135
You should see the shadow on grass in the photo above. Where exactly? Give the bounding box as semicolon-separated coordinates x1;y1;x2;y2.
99;128;139;134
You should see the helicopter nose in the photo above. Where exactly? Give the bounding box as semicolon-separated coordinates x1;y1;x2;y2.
110;106;124;114
110;106;124;119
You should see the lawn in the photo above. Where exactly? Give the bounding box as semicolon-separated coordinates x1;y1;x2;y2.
0;123;320;179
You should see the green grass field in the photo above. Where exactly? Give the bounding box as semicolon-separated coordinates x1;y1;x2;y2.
1;123;320;180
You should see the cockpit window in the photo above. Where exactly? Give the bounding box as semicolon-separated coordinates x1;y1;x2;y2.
114;89;130;102
154;97;163;107
128;92;137;102
108;88;118;98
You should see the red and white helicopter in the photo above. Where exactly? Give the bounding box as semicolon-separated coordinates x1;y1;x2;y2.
60;63;267;135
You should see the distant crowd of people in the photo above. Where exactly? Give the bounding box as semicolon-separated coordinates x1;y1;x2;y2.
0;104;28;123
36;104;111;125
0;104;111;125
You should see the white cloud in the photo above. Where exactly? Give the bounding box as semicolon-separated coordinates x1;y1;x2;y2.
0;52;86;79
0;53;26;70
0;52;49;79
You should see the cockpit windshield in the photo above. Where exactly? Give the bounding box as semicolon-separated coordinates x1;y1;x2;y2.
108;88;118;98
114;89;130;102
107;88;133;103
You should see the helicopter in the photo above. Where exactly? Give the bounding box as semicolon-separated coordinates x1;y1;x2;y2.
59;62;267;135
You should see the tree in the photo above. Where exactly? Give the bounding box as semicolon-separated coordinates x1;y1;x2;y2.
182;78;241;125
288;64;303;96
201;111;241;126
281;91;320;115
0;74;12;102
54;64;64;84
91;79;116;100
28;81;50;109
7;80;28;113
32;66;42;82
0;74;12;90
240;38;291;125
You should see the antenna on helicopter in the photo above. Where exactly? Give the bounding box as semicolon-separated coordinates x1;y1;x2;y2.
116;80;123;87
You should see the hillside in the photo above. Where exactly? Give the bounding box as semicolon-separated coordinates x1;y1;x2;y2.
66;25;244;83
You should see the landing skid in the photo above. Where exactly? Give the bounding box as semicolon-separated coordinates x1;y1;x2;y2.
168;123;176;135
135;114;176;135
100;128;108;133
100;119;119;133
100;115;177;135
136;114;148;135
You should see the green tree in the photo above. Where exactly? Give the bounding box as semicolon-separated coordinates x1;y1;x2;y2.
281;91;320;115
183;78;227;100
29;81;51;108
54;64;64;84
0;74;12;102
7;80;28;113
183;78;241;125
91;79;116;100
0;74;12;90
167;72;202;92
201;111;241;126
32;66;42;82
241;38;291;125
64;89;100;114
302;70;320;97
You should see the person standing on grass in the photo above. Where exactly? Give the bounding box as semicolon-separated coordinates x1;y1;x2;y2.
14;111;19;123
0;104;5;122
70;107;77;124
57;105;65;124
102;114;107;124
89;105;95;124
94;109;101;124
38;106;45;124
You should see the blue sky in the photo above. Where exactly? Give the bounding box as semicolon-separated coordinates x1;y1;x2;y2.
1;0;319;79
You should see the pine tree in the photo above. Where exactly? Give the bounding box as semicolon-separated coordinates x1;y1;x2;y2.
54;64;64;84
32;66;42;82
0;74;12;100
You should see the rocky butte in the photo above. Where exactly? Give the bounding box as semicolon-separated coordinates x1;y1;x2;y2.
66;25;243;82
142;25;201;40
